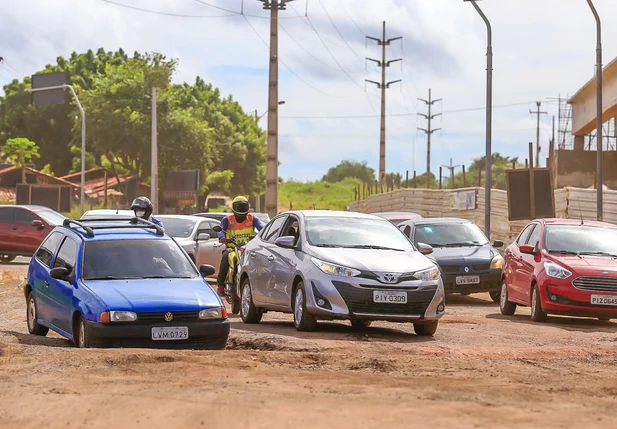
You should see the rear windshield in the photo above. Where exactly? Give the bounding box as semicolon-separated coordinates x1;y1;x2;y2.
82;239;198;280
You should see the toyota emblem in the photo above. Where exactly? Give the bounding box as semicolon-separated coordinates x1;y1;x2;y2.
164;312;173;322
383;273;396;283
464;267;470;273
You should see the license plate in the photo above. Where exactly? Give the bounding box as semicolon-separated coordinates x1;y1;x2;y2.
590;295;617;306
151;326;189;341
456;275;480;285
373;291;407;304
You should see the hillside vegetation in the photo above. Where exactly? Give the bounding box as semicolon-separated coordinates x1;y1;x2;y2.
279;177;361;211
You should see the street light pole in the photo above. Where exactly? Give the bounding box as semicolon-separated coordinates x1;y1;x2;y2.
465;0;493;240
30;84;86;215
586;0;603;220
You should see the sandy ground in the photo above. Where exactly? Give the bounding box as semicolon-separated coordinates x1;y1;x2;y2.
1;264;617;429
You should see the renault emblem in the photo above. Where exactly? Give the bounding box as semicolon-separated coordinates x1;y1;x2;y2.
464;267;470;273
164;312;173;322
383;273;396;283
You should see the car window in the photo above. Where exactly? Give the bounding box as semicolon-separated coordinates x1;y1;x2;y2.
403;225;412;238
281;216;300;244
197;220;216;239
53;237;78;273
14;209;38;225
35;232;64;268
159;218;197;238
0;207;14;223
82;239;198;280
516;224;534;245
263;216;287;243
413;223;488;247
526;224;541;248
544;225;617;255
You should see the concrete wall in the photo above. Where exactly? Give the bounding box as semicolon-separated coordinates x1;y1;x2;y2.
349;187;617;247
556;148;617;189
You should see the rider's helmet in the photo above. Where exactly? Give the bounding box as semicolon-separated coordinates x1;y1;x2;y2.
131;196;153;220
231;196;250;223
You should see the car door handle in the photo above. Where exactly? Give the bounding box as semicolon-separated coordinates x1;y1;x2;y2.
267;255;275;262
250;252;257;257
44;280;50;287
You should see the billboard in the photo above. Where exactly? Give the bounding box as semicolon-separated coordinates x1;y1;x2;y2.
31;71;68;106
506;168;555;221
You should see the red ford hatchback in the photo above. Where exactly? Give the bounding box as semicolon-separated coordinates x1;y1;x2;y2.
500;218;617;322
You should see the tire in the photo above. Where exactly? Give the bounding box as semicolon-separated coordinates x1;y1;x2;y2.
350;319;372;329
293;282;317;332
240;277;262;324
75;316;91;348
1;255;16;263
413;321;438;336
26;292;49;336
499;280;517;316
530;284;548;322
598;317;611;322
489;290;501;303
461;293;471;296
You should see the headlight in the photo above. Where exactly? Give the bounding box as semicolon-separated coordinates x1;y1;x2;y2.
110;311;137;322
415;266;440;281
490;254;504;270
311;257;360;277
544;262;572;279
199;308;224;319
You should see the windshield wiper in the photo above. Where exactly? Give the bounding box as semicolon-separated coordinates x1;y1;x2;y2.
313;244;340;248
85;276;141;280
547;250;579;255
445;242;482;247
578;251;617;258
344;245;405;251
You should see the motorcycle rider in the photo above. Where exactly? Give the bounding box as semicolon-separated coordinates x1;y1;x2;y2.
131;196;164;228
216;196;264;297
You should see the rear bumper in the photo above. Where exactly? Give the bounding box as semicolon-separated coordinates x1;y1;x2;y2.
85;319;230;349
441;270;501;294
541;282;617;318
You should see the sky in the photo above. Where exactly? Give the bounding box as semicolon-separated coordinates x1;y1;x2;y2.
1;0;616;182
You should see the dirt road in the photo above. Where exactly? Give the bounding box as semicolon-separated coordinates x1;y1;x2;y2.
1;265;616;428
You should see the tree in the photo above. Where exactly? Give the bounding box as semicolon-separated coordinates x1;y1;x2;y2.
1;138;40;183
322;160;375;183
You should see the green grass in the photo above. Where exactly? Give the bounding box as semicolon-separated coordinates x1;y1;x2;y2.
278;178;361;211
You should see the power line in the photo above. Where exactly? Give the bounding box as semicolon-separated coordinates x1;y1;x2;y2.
316;0;363;62
342;1;368;37
99;0;237;18
191;0;302;19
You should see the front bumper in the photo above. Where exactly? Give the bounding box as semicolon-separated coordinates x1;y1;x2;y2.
540;280;617;318
440;269;502;294
85;319;230;349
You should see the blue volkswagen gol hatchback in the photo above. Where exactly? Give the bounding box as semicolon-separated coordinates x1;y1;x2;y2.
24;217;230;349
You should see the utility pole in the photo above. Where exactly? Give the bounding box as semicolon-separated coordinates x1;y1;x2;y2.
441;158;460;189
261;0;293;218
530;101;547;168
365;21;402;185
417;88;442;188
151;87;158;213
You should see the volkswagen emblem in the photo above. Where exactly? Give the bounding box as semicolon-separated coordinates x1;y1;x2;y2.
164;312;173;322
383;273;397;283
464;267;470;273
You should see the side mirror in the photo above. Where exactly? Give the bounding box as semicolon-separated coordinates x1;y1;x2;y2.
275;236;296;249
417;242;434;255
199;264;216;277
32;219;45;229
197;233;211;241
50;266;70;280
212;225;222;233
492;240;504;248
519;244;536;255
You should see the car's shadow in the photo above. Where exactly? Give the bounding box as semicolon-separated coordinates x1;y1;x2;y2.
445;294;498;307
486;313;617;333
229;318;435;343
0;330;73;348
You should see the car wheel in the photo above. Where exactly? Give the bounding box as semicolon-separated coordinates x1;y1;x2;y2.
1;255;16;263
26;292;48;336
240;277;262;324
350;319;372;329
530;284;548;322
293;282;317;332
489;290;500;303
499;280;517;316
413;321;438;336
75;316;91;348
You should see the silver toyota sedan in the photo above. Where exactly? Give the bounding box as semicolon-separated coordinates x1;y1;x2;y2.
237;210;446;336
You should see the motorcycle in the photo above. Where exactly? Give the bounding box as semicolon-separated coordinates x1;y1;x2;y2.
212;225;253;314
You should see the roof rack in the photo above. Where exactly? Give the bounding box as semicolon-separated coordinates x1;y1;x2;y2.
62;217;165;237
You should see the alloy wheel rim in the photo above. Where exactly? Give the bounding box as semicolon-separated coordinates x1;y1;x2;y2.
500;283;507;310
531;288;537;317
28;298;35;330
294;289;303;325
241;284;251;317
79;321;85;347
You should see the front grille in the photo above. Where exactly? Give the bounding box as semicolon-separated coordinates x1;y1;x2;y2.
572;277;617;293
135;311;200;324
472;263;491;271
356;272;419;283
332;281;436;316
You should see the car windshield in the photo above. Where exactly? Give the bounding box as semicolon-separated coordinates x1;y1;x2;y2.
414;223;489;247
544;225;617;256
159;218;197;238
33;209;65;225
306;216;413;251
83;239;198;280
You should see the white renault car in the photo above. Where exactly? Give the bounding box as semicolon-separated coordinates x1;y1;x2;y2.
237;210;446;336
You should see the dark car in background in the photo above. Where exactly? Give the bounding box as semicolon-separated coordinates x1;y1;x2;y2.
0;205;66;262
398;217;504;302
372;211;423;226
